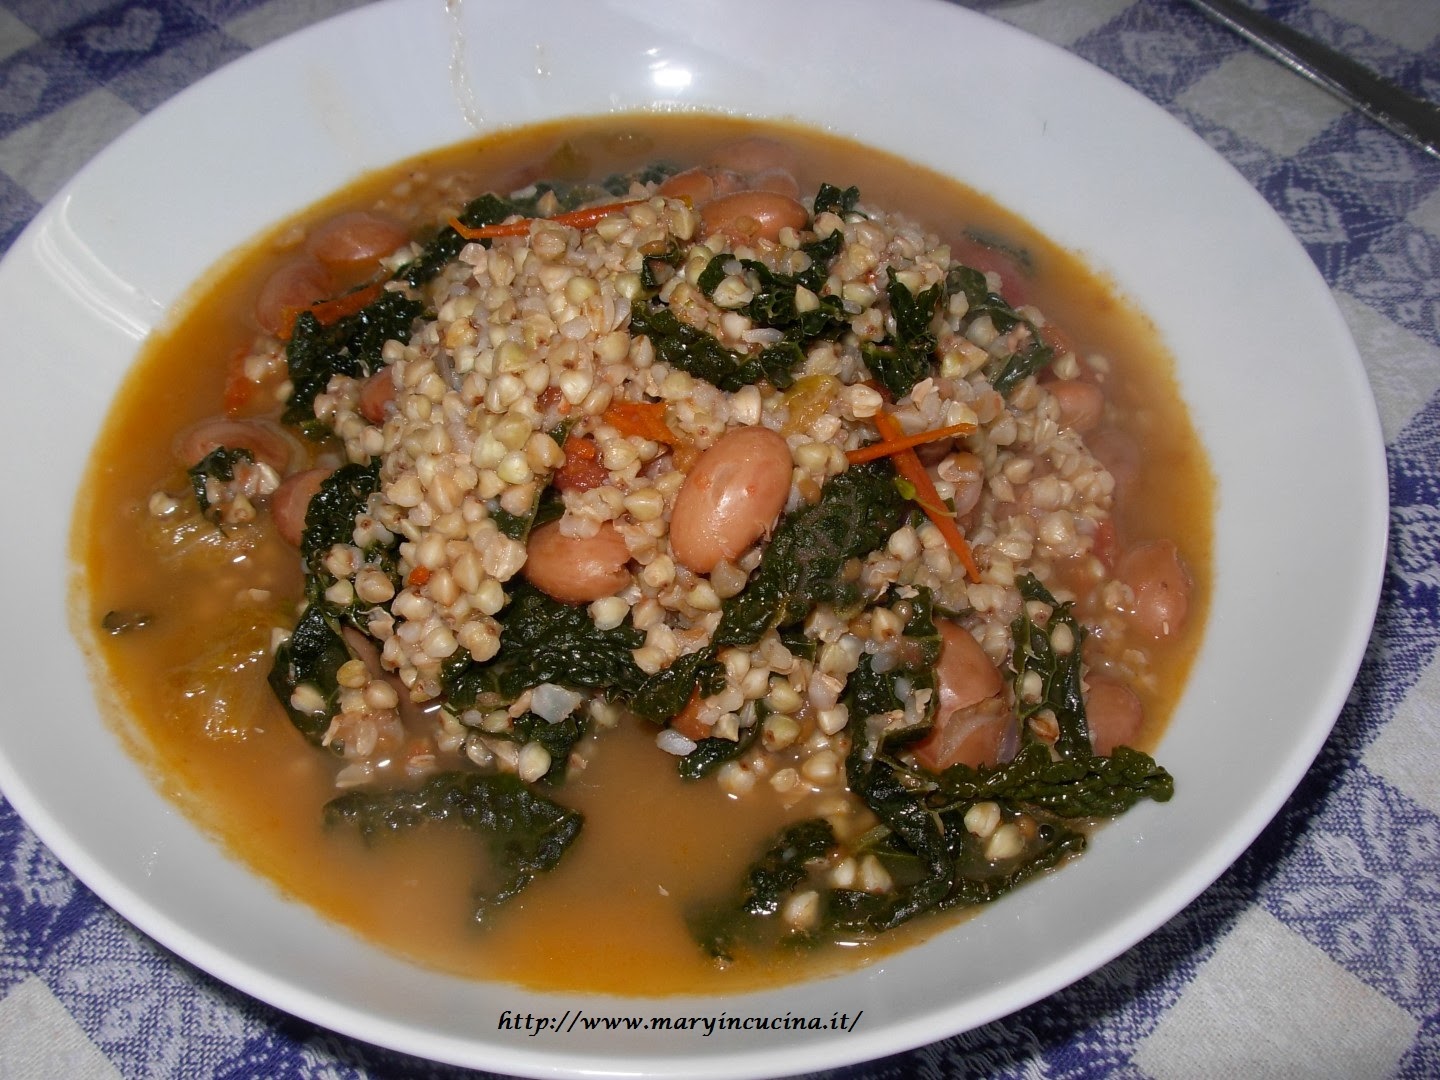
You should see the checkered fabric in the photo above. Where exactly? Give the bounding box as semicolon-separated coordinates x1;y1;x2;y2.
0;1;1436;1077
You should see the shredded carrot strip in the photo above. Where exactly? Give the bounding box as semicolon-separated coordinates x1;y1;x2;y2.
872;408;982;583
310;280;386;324
448;198;644;241
669;689;709;741
844;421;976;465
221;345;260;417
277;280;387;340
602;400;678;445
407;566;431;588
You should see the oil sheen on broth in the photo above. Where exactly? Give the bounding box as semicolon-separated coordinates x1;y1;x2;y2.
72;115;1211;995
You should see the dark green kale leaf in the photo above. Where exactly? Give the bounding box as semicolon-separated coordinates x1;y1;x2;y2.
283;291;423;434
300;461;381;568
629;305;807;392
712;460;909;650
396;193;525;289
633;462;906;771
601;161;676;195
629;649;725;724
946;263;1055;396
930;820;1087;910
843;587;941;739
504;711;589;784
690;818;837;960
935;743;1174;819
1010;573;1090;759
267;602;349;744
812;183;861;216
740;819;838;916
639;236;686;292
861;267;944;400
840;732;954;933
697;250;849;347
676;713;761;781
186;447;254;522
443;581;647;710
324;771;583;925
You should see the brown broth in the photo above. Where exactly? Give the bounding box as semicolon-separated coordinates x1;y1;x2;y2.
72;114;1212;994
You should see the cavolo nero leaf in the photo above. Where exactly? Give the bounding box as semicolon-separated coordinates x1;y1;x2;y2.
629;649;725;725
1010;572;1091;759
396;192;527;289
860;267;944;400
676;718;761;781
283;291;423;435
632;461;908;749
443;581;647;710
812;183;861;216
489;421;573;542
696;242;849;346
502;712;589;784
935;743;1174;819
712;460;910;650
300;461;382;568
946;263;1055;396
267;602;349;745
689;818;837;960
628;305;807;392
186;447;254;523
324;771;583;925
843;587;942;739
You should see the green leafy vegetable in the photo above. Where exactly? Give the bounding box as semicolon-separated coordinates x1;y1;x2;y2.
299;461;380;567
502;712;589;784
267;603;349;744
443;582;647;710
489;422;573;542
946;263;1055;396
186;447;254;522
325;771;583;924
690;818;837;960
283;291;423;435
629;462;908;761
396;193;524;289
676;718;760;781
1010;573;1090;759
712;460;909;650
861;267;944;400
697;246;849;346
935;743;1174;819
812;183;861;216
843;588;942;747
629;649;725;725
629;305;807;392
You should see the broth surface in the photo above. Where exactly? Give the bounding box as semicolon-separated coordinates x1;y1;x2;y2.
74;115;1211;993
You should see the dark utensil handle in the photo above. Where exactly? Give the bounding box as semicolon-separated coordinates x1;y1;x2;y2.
1186;0;1440;159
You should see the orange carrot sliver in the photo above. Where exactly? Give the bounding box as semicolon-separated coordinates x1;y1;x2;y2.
603;400;678;445
449;198;644;241
277;280;387;341
844;421;976;465
872;409;982;583
310;280;386;325
221;345;260;417
669;689;709;740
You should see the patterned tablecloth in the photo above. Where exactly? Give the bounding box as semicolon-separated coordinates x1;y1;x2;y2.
0;0;1436;1076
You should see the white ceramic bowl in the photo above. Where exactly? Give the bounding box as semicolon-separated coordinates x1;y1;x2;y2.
0;0;1386;1076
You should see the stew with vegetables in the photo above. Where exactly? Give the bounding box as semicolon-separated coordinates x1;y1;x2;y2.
74;115;1210;994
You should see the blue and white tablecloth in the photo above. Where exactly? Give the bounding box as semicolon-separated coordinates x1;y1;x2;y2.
0;0;1436;1076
